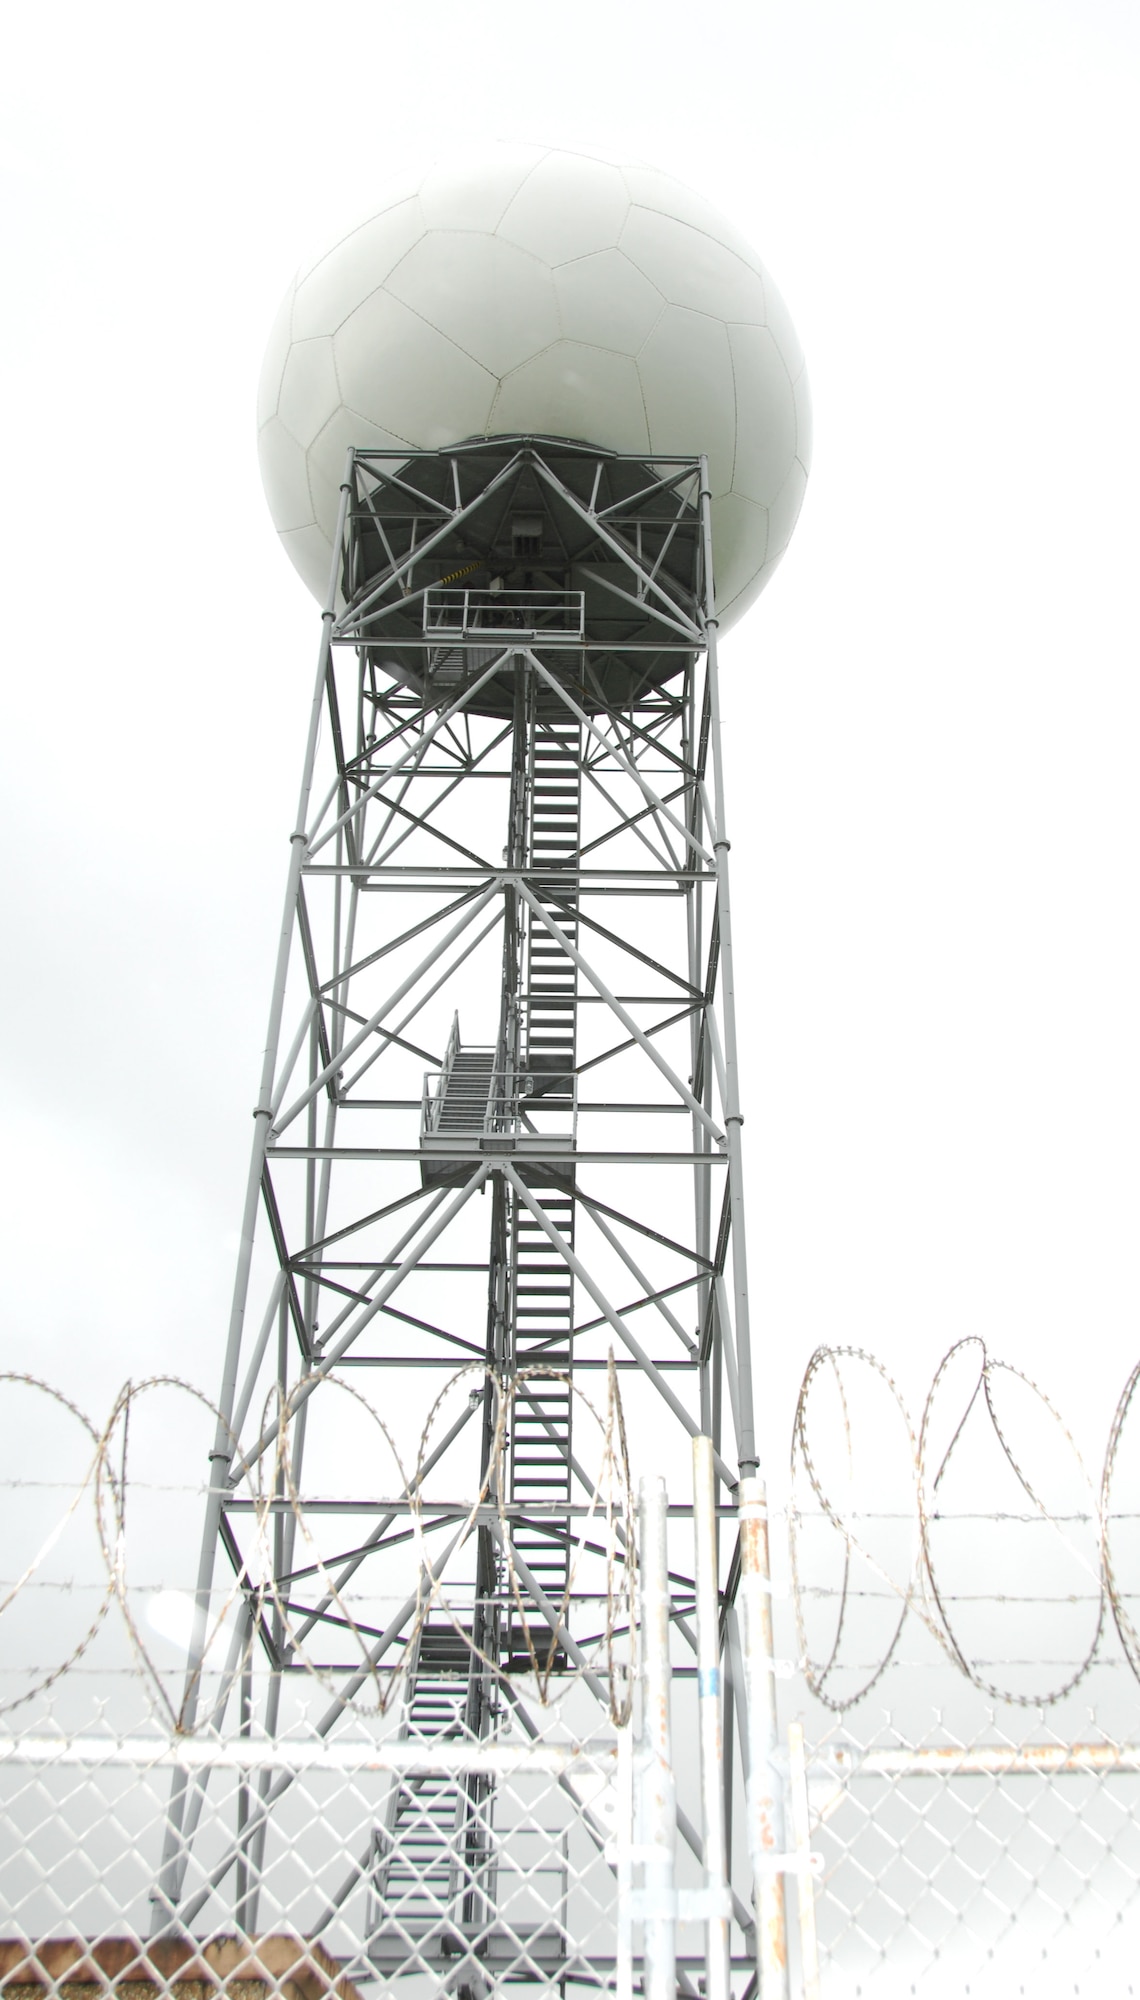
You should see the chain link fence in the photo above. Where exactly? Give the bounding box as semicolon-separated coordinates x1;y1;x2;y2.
0;1367;648;1997
779;1338;1140;1996
0;1718;631;1995
795;1684;1140;1997
5;1348;1140;1995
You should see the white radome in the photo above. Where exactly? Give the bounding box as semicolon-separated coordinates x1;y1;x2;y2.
258;146;811;629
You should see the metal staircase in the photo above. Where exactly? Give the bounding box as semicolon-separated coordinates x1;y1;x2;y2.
370;1624;487;1952
524;722;582;1090
436;1046;495;1134
507;719;581;1659
507;1194;575;1658
421;1018;495;1183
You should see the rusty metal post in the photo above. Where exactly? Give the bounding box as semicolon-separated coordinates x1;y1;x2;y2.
638;1474;676;2000
738;1474;789;1996
693;1435;732;2000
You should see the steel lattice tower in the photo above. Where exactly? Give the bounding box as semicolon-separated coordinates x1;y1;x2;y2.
154;431;785;1989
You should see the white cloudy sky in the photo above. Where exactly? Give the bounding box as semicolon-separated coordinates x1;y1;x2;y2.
2;0;1138;1485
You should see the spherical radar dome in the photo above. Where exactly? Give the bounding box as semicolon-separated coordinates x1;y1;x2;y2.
258;146;811;629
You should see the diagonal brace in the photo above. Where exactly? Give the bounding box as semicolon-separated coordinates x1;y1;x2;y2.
516;882;723;1142
503;1165;734;1488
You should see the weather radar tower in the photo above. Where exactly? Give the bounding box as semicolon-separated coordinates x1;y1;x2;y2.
158;146;810;1997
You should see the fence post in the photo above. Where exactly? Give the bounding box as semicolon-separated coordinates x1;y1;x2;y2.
616;1716;634;2000
693;1435;732;2000
738;1474;790;1996
639;1474;676;2000
786;1721;820;2000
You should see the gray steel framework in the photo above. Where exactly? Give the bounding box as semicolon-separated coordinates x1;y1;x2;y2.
155;438;783;1988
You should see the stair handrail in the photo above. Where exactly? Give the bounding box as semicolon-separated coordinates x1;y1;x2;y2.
422;1013;463;1135
490;1069;578;1143
442;1011;462;1075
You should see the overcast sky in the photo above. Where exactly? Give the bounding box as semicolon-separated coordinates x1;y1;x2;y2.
2;0;1138;1487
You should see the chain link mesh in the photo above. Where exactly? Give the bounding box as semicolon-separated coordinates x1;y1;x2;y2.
0;1717;629;1996
6;1348;1140;1996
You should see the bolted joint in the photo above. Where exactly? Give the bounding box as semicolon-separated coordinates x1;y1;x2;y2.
725;1112;744;1127
714;837;731;852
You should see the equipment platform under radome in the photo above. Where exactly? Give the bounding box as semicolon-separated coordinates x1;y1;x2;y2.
335;435;706;716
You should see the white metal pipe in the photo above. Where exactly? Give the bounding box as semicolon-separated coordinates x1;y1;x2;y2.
692;1436;732;2000
228;1268;287;1446
704;1007;731;1125
714;1274;743;1453
738;1475;790;1998
639;1475;676;2000
699;458;758;1477
616;1717;634;2000
830;1742;1140;1778
786;1720;821;2000
268;993;319;1120
0;1734;622;1777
